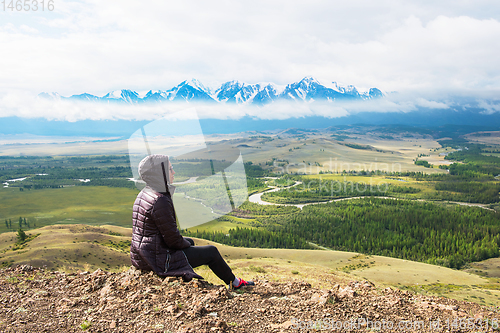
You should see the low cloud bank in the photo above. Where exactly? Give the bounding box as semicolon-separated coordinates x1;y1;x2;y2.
0;91;494;123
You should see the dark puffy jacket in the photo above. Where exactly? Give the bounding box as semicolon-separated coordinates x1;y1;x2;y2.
130;187;202;281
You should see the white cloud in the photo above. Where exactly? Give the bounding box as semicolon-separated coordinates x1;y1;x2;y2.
478;100;500;115
19;25;39;34
0;89;458;122
414;98;450;109
0;0;500;117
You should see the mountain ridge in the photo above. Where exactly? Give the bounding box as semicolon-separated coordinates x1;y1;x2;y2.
39;77;383;105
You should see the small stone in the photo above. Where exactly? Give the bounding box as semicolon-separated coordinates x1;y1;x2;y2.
310;293;321;302
337;286;356;298
190;280;203;288
110;320;116;329
91;269;105;277
319;294;335;306
100;284;112;299
271;320;293;329
164;277;177;283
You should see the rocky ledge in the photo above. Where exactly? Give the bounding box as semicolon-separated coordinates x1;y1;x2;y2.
0;265;498;332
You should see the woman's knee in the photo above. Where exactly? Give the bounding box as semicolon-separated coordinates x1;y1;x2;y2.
184;237;195;246
206;245;221;257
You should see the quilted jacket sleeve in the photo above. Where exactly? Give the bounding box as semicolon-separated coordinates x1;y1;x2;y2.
152;195;191;250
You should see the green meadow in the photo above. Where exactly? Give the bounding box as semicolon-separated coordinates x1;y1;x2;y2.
0;186;138;231
0;186;218;233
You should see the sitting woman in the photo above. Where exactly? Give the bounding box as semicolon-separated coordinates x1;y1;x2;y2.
130;154;254;289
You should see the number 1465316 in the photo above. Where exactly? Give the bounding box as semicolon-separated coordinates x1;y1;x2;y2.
2;0;54;11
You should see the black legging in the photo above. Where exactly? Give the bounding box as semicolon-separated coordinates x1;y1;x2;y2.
182;237;236;285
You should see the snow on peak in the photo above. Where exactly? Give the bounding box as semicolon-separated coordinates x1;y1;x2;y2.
258;82;286;95
46;77;383;105
185;78;209;93
137;90;150;99
301;76;320;84
38;92;61;100
108;90;124;99
328;82;344;93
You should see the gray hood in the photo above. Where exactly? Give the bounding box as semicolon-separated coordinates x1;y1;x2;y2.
138;154;176;195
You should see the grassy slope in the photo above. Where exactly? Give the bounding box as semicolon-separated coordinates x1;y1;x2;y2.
0;186;217;232
186;215;257;233
0;186;138;231
1;224;499;307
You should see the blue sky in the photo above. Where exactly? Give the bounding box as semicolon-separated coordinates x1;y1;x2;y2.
0;0;499;120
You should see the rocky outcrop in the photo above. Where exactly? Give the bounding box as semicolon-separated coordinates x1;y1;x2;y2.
0;265;498;332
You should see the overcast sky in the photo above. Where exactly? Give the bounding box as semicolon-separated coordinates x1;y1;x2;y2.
1;0;500;119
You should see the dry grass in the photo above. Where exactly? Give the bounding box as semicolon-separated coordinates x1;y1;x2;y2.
1;224;499;306
0;225;132;272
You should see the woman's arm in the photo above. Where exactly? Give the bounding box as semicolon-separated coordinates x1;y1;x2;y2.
152;195;190;249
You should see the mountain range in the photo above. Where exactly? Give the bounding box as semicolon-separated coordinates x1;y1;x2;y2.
39;77;383;105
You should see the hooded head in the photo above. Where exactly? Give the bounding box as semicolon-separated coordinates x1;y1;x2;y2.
138;154;176;195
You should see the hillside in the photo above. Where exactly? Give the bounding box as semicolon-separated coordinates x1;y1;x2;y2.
1;224;500;311
0;225;500;331
2;265;499;333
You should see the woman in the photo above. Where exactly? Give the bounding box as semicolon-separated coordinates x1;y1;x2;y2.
130;154;254;289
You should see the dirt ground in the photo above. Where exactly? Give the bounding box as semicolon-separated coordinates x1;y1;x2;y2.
1;265;499;332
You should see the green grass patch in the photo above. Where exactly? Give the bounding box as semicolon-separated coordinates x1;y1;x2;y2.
248;264;267;273
101;239;131;253
0;186;139;233
186;215;257;234
80;320;91;330
11;231;40;251
401;283;468;295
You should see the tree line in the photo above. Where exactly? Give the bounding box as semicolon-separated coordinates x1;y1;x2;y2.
4;216;36;229
260;198;500;269
189;197;500;269
182;226;312;249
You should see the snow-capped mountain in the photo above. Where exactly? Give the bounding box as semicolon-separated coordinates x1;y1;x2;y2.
39;77;384;105
37;92;61;100
102;89;141;103
68;93;101;102
252;83;284;106
280;77;360;102
166;79;216;103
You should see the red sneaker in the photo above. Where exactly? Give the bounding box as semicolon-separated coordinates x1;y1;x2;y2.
232;278;255;289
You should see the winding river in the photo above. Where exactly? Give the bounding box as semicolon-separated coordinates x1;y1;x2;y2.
248;180;495;211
